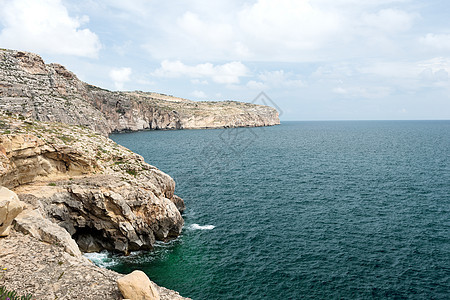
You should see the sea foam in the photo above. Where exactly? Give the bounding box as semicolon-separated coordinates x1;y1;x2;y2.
84;251;117;268
189;224;215;230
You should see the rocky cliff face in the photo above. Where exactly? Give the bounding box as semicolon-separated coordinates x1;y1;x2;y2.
0;113;184;254
0;48;278;299
0;113;190;298
0;50;110;134
0;49;280;135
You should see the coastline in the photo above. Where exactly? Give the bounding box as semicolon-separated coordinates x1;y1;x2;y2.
0;48;280;299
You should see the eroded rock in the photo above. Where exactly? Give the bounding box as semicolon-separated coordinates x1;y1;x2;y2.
14;208;82;257
0;114;185;254
0;230;190;299
44;176;183;253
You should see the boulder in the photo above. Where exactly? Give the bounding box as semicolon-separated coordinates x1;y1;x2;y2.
117;270;160;300
0;187;25;236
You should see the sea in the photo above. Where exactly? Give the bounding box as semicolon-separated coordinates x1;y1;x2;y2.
88;121;449;299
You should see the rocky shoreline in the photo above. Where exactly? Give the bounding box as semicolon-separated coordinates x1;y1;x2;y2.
0;113;190;299
0;48;280;299
0;230;187;299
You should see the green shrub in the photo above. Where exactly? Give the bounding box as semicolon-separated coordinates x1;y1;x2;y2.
126;169;137;177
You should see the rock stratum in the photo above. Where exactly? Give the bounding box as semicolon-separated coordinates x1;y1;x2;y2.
0;113;184;254
0;113;189;299
0;49;280;136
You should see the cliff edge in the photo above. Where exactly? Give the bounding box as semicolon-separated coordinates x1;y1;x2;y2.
0;49;280;136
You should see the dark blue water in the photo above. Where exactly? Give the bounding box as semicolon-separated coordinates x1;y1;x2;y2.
107;121;450;299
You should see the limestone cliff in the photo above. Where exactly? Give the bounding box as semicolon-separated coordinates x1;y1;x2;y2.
0;48;279;299
0;113;190;298
0;113;184;254
0;49;280;136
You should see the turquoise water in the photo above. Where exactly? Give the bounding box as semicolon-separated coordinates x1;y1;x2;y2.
107;121;450;299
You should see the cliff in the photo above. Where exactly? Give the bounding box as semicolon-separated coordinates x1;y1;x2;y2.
0;113;184;254
0;49;280;136
0;48;279;299
0;112;189;298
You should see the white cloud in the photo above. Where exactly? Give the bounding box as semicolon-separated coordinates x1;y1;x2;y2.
178;12;234;51
0;0;101;57
333;87;348;94
313;57;450;98
417;57;450;72
191;90;208;99
191;79;209;85
359;61;417;79
417;57;450;86
107;0;150;17
152;60;249;84
359;57;450;82
141;0;421;62
109;67;132;90
420;34;450;51
247;80;267;90
238;0;342;56
144;0;343;61
259;70;305;88
246;70;305;90
361;9;416;33
332;85;393;98
145;10;250;61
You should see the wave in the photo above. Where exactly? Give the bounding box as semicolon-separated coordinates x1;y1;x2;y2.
189;224;215;230
83;251;117;268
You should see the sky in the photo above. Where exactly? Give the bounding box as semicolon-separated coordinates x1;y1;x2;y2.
0;0;449;120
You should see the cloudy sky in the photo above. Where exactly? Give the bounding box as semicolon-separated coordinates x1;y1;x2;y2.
1;0;449;120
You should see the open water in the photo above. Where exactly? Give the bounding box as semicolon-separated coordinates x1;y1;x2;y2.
101;121;450;299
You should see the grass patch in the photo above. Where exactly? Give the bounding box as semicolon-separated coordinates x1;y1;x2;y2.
48;182;57;186
126;169;137;177
0;286;33;300
58;135;74;144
